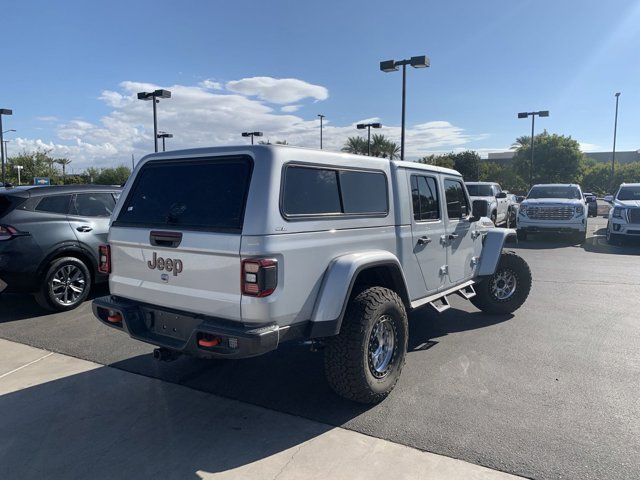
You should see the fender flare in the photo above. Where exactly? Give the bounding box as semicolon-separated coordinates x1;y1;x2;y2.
37;242;98;280
308;250;409;338
476;228;517;276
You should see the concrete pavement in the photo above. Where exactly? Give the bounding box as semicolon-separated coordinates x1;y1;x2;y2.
0;338;522;480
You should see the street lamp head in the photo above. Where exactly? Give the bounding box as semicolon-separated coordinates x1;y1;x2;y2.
241;132;250;137
356;124;366;130
410;55;430;68
253;131;263;137
371;123;382;129
0;109;12;115
518;112;529;119
153;89;172;99
317;114;325;119
137;91;151;101
615;92;621;97
538;110;549;117
380;60;398;73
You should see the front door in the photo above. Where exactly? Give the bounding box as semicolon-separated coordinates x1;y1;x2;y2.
409;173;448;294
443;178;477;284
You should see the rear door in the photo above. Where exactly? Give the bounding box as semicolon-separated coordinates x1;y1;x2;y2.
110;156;253;320
68;192;117;267
443;177;476;284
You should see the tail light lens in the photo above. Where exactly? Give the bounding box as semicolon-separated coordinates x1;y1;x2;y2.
0;225;20;241
242;258;277;297
98;245;111;274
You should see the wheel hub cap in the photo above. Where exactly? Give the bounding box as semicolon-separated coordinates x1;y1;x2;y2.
490;269;517;301
51;265;86;306
368;315;396;378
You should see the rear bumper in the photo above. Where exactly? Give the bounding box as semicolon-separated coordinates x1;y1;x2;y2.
92;295;287;359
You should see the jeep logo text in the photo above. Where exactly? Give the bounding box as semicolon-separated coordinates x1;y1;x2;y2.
147;252;183;276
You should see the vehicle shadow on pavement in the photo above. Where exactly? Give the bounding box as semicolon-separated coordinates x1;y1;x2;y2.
511;235;582;250
0;364;334;480
0;285;109;323
582;231;640;255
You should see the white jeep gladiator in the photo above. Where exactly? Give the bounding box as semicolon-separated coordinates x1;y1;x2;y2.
465;182;511;227
606;183;640;244
93;146;532;403
516;183;587;242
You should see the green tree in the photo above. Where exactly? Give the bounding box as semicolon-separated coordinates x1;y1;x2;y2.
93;165;131;185
6;150;62;185
512;131;585;185
55;158;72;183
417;154;455;169
342;136;368;155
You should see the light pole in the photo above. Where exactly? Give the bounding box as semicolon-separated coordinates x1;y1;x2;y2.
157;131;173;152
517;110;549;189
137;89;171;153
14;165;23;185
611;92;621;189
317;114;325;149
241;131;263;145
356;122;382;156
0;109;13;185
380;55;430;160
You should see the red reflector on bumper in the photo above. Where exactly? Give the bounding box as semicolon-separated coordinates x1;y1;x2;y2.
106;312;123;324
198;336;221;348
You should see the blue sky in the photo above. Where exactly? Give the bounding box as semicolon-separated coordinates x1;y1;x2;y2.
2;0;639;169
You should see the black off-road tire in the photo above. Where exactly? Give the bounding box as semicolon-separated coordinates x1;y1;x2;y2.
324;286;408;404
34;257;92;312
606;222;622;245
471;251;532;315
516;229;527;241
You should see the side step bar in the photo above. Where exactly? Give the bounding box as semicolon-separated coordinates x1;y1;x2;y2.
411;280;476;312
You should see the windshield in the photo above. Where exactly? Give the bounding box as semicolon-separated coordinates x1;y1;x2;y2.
616;186;640;201
466;184;493;196
527;186;581;200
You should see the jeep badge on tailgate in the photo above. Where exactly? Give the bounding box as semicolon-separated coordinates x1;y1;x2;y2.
147;252;183;276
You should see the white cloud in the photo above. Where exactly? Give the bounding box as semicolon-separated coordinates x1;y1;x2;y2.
35;115;58;122
13;77;487;169
579;142;600;152
199;79;223;90
226;77;328;104
281;105;302;113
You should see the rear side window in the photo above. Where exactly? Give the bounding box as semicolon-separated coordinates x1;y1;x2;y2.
411;175;440;221
115;157;252;231
444;179;469;219
282;165;388;217
35;195;72;215
71;193;116;217
0;195;25;217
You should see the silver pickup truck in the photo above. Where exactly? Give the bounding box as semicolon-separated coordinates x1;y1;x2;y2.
93;145;532;403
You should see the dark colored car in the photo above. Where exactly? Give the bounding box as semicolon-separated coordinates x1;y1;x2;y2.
0;185;120;311
583;192;598;217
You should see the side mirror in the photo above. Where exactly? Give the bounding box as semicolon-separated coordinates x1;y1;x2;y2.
471;199;489;221
516;196;525;203
496;192;507;199
603;195;613;203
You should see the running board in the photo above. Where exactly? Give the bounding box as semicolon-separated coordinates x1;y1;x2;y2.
429;296;451;313
456;284;476;300
411;280;476;311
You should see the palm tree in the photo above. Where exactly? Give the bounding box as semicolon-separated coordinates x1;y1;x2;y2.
511;135;530;150
55;158;72;183
385;141;400;160
341;136;368;155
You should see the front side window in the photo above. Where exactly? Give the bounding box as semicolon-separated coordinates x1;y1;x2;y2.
444;179;469;219
35;195;72;215
282;165;388;217
411;175;440;221
71;193;116;217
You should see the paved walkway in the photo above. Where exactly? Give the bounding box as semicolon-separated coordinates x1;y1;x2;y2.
0;338;522;480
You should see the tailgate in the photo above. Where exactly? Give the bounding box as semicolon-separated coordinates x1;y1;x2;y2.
109;155;252;320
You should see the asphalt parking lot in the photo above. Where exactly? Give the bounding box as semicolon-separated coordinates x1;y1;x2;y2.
1;215;639;480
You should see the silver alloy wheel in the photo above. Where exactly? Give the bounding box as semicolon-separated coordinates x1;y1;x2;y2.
490;269;517;301
368;315;396;378
50;264;86;306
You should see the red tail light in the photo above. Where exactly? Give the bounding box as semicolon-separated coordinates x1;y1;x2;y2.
0;225;20;241
241;258;277;297
98;245;111;274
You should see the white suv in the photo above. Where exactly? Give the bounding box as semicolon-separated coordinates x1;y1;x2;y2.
517;184;587;242
606;183;640;244
92;146;532;403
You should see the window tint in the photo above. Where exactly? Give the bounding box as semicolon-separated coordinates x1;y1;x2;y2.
116;157;252;231
444;179;469;219
466;184;493;196
527;186;582;199
35;195;72;214
339;170;387;214
411;175;440;221
282;166;388;216
72;193;116;217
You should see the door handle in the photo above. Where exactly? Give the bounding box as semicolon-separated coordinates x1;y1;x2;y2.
448;234;459;240
417;236;431;245
76;226;93;232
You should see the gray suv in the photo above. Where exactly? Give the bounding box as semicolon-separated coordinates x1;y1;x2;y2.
0;185;121;311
